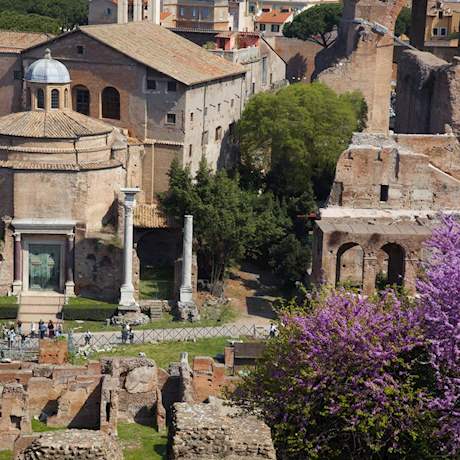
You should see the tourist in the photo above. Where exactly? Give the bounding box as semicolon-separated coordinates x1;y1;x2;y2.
121;323;129;344
16;320;25;344
84;330;92;346
47;320;55;339
7;326;15;349
129;326;135;344
39;320;47;339
269;323;278;338
30;322;36;338
56;323;63;337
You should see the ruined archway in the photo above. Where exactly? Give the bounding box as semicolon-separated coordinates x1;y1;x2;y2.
335;242;364;288
376;243;405;289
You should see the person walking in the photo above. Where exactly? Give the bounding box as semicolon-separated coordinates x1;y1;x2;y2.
84;330;92;346
7;326;15;349
121;323;128;344
39;320;46;339
30;322;36;338
56;323;63;337
47;320;55;339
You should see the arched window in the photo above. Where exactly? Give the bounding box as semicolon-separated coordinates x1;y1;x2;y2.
73;85;90;115
36;88;45;109
51;89;60;109
64;88;69;108
101;87;120;120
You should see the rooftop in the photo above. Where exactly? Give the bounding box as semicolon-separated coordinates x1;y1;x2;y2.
255;11;292;24
0;30;52;54
0;110;113;139
79;22;245;85
25;49;71;84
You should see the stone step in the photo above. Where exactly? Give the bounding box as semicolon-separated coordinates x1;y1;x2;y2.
20;296;64;306
19;304;63;314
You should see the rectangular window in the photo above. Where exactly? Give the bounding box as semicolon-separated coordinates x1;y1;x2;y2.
433;28;438;36
229;122;235;136
107;7;112;15
218;103;221;112
202;130;209;146
249;4;255;12
262;8;270;12
439;11;443;19
259;23;266;31
13;70;22;80
252;82;256;94
190;112;194;122
271;24;280;32
202;7;210;17
215;126;222;141
77;45;85;55
440;27;447;37
167;81;177;92
166;113;176;124
189;144;193;157
192;7;197;17
262;56;267;85
230;98;234;107
380;185;389;202
147;79;156;90
180;7;185;16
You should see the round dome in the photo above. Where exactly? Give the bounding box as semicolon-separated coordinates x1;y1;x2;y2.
25;49;71;84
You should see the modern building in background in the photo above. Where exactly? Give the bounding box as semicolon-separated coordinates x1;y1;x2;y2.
425;0;460;46
88;0;160;25
254;10;292;35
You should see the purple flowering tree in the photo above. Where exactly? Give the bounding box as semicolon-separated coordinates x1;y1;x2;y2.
235;290;435;459
418;214;460;453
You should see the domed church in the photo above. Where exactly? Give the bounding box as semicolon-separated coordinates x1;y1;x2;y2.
0;50;142;316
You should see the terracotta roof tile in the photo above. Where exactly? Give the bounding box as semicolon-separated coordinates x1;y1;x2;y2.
134;203;177;228
80;22;246;85
0;30;53;53
255;11;292;24
0;111;113;139
0;159;122;171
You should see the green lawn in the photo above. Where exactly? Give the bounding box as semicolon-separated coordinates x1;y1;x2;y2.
118;423;167;460
140;267;174;300
31;419;65;432
81;336;230;369
0;451;11;460
0;296;17;305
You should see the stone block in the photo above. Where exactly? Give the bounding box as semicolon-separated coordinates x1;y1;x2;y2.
125;366;157;394
38;339;68;365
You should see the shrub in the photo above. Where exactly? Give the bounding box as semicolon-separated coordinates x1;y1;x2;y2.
235;290;437;459
0;303;18;319
61;303;117;321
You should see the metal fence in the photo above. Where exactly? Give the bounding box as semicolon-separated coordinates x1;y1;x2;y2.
72;324;269;349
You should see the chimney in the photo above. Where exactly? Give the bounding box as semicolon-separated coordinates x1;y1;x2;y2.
133;0;143;21
117;0;129;23
147;0;160;24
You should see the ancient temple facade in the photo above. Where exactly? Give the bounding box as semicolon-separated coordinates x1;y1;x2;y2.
0;50;142;308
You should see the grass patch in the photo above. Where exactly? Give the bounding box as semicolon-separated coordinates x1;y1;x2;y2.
81;337;231;369
67;297;117;307
140;267;174;300
0;451;11;460
118;423;167;460
31;419;65;432
0;296;17;305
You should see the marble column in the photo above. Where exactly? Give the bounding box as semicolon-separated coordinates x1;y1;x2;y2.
65;233;75;297
147;0;160;24
12;233;22;295
179;215;193;304
119;187;140;308
133;0;143;21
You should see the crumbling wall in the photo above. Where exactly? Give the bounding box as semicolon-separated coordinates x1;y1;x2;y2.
169;399;276;460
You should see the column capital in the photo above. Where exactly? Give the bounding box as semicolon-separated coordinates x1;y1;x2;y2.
13;232;21;241
66;232;75;241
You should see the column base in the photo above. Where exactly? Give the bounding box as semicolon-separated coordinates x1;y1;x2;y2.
12;280;22;296
65;281;76;298
119;284;139;309
177;300;200;322
179;285;193;304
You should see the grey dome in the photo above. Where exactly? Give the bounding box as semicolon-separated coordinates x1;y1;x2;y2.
25;49;71;84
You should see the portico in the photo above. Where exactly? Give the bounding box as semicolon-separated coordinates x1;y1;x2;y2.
11;219;76;296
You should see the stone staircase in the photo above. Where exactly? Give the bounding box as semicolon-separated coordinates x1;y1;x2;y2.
138;299;165;321
17;293;65;325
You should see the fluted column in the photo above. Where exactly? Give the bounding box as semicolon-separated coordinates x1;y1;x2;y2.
12;233;22;295
119;187;140;307
179;215;193;303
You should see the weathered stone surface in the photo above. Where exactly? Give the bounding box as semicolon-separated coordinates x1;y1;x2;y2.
38;339;68;365
169;399;276;459
16;429;123;460
125;366;157;393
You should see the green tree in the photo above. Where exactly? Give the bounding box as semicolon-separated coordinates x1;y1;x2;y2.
395;7;411;38
238;82;366;206
0;10;59;34
283;3;342;48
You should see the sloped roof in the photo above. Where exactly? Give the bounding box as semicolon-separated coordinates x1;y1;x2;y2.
0;30;52;53
0;111;113;139
255;11;292;24
79;22;245;85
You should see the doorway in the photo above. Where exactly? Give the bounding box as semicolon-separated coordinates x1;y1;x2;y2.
28;244;61;291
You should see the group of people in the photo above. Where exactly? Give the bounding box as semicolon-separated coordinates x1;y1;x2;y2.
2;319;64;348
31;320;63;339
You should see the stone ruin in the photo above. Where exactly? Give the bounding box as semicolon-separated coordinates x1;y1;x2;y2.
17;430;123;460
168;398;276;460
311;0;460;294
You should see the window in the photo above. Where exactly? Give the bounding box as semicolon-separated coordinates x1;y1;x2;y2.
433;27;438;36
380;185;389;202
202;7;210;17
192;7;197;17
13;70;22;80
202;130;208;145
269;73;273;85
218;103;221;112
281;8;289;12
74;85;90;115
189;144;193;157
36;88;45;109
64;88;69;108
190;112;194;122
51;89;60;109
249;4;255;13
262;8;270;12
271;24;280;32
107;7;112;15
229;122;235;136
259;23;266;31
231;98;234;107
101;86;120;119
215;126;222;140
439;11;443;19
262;56;267;85
167;81;177;92
77;45;84;55
166;113;176;124
440;27;447;37
180;7;185;16
252;82;255;94
147;78;156;90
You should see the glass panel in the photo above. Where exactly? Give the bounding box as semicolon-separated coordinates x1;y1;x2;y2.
29;244;61;291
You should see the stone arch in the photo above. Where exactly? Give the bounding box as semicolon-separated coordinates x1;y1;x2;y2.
335;242;364;288
376;242;406;288
73;85;90;115
101;86;120;120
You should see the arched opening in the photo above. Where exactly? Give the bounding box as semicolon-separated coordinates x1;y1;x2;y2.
36;88;45;109
73;85;90;115
51;89;60;109
376;243;405;289
64;88;69;108
135;229;180;300
101;86;120;120
335;242;364;289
